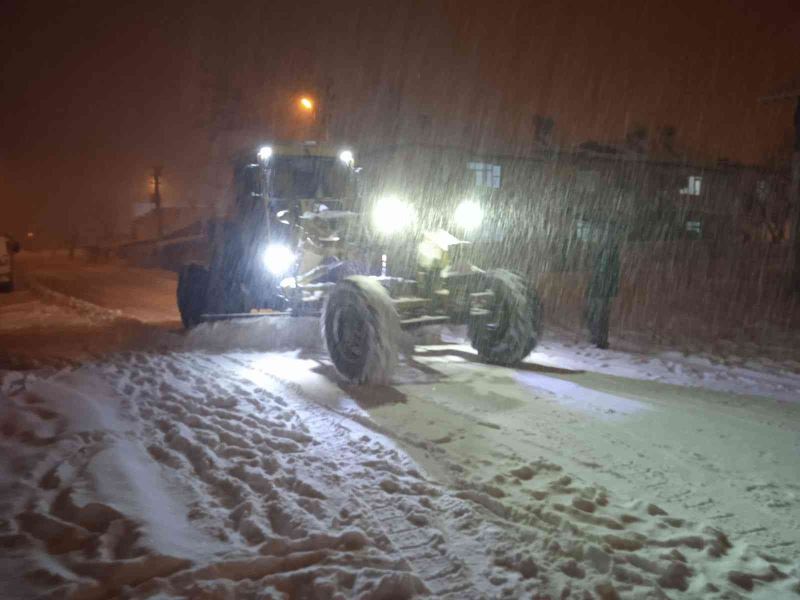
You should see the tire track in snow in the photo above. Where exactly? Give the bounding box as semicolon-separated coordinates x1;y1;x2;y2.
228;352;800;598
209;353;505;598
59;350;512;598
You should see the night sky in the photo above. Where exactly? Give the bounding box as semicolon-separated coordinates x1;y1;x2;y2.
1;0;797;244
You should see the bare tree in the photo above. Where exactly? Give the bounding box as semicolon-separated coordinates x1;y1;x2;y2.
658;125;678;157
625;124;649;154
742;175;790;243
760;80;800;294
533;115;554;149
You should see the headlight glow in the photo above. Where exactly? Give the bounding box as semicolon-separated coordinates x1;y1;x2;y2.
371;196;416;235
339;150;354;166
454;200;483;231
257;146;273;162
417;240;442;268
262;244;295;276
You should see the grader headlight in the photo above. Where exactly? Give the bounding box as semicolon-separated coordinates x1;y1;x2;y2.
262;244;295;276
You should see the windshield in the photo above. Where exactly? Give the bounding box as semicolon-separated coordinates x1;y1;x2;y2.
266;156;354;199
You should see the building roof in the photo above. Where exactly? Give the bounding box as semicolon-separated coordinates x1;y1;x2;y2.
761;75;800;101
361;141;773;173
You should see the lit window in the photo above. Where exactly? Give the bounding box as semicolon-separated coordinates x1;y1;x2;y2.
576;219;594;242
467;162;501;188
680;176;702;196
756;179;768;201
685;220;702;235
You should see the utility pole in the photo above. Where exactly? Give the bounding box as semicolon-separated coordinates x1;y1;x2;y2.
792;98;800;295
151;165;164;241
321;77;334;142
760;83;800;295
297;78;335;142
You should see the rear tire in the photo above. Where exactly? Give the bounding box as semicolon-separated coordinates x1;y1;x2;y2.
323;276;401;384
468;270;542;365
177;264;209;329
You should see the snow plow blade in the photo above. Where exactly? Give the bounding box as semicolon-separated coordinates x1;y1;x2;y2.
400;315;450;329
199;311;295;322
199;312;451;329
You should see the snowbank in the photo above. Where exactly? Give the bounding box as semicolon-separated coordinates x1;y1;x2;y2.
0;294;98;333
535;329;800;404
0;354;504;598
25;275;122;322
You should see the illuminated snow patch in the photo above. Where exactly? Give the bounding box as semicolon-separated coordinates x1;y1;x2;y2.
514;372;648;418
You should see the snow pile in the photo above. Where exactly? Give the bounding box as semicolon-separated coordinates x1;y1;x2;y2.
0;290;118;371
27;275;123;324
0;294;97;333
0;353;510;598
534;330;800;404
438;324;800;403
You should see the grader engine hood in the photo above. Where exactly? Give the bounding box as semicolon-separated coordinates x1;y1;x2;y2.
417;229;468;269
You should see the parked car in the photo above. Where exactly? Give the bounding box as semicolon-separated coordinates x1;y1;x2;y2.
0;234;20;292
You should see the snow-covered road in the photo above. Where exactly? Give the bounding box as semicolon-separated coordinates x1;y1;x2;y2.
1;256;798;598
22;254;180;325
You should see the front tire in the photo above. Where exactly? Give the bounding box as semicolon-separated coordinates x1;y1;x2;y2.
323;276;401;384
177;264;209;329
468;270;542;365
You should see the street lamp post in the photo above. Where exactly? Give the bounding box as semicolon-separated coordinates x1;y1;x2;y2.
151;166;164;241
299;96;314;112
296;95;318;140
295;87;332;141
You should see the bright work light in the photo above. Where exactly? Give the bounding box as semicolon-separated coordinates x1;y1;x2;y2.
339;150;354;165
257;146;273;162
454;199;483;231
262;244;295;276
371;196;416;235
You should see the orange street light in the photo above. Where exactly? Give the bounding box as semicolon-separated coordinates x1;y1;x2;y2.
299;96;314;112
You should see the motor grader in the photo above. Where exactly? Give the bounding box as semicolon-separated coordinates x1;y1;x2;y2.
177;141;543;383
